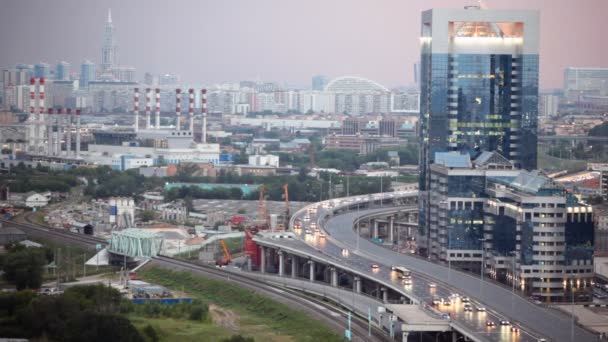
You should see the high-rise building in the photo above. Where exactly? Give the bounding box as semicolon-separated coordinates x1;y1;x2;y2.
601;165;608;202
312;75;329;91
539;93;560;117
80;60;96;88
426;151;594;301
56;61;71;81
101;9;117;72
564;67;608;103
34;62;50;78
418;6;540;254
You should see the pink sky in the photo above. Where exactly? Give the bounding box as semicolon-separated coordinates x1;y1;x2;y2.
1;0;606;89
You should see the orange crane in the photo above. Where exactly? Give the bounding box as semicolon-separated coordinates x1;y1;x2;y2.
217;239;232;266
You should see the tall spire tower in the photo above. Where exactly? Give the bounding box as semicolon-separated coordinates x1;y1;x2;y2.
101;8;117;72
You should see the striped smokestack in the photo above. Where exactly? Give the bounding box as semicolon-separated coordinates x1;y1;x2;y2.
46;108;53;156
54;108;62;156
145;88;152;129
28;77;36;153
175;88;182;130
76;109;81;157
188;88;194;133
38;78;46;154
155;88;161;129
133;88;140;132
201;89;207;143
66;108;72;156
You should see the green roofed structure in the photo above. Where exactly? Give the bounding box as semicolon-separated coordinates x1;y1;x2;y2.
108;228;164;258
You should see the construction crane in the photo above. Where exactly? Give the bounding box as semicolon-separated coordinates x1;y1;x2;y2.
217;239;232;266
283;183;290;229
256;185;268;227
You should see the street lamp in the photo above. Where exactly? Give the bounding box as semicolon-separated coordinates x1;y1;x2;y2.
508;251;517;316
479;238;487;295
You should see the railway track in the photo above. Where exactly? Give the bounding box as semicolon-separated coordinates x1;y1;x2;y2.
1;217;390;341
152;255;391;342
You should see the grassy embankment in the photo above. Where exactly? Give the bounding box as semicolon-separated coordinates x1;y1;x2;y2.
138;266;343;342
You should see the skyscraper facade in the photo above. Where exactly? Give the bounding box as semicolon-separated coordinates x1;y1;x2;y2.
56;61;70;81
418;7;540;254
34;62;50;79
101;9;117;72
563;67;608;103
80;60;96;88
312;75;328;91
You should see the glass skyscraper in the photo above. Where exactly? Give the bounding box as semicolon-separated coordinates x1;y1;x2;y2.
56;61;70;81
80;60;96;88
418;7;540;253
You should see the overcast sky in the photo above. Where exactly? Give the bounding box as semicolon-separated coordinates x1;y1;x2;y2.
1;0;607;89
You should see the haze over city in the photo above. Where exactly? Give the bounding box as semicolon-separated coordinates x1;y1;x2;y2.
1;0;607;88
1;1;608;342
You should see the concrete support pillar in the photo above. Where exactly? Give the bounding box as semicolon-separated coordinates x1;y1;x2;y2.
373;220;378;239
402;331;409;342
291;255;298;278
353;276;361;293
260;246;266;274
382;287;388;303
278;251;284;277
247;256;252;271
309;261;315;282
389;216;394;243
452;331;457;342
330;267;338;287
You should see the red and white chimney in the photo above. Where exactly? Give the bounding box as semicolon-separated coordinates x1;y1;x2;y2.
76;109;81;157
188;88;194;133
46;108;54;156
28;78;37;152
66;108;72;156
155;88;161;129
145;88;152;129
175;88;182;130
201;89;207;143
54;108;62;156
133;88;140;132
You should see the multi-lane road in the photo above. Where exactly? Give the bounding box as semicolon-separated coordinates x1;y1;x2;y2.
288;195;600;342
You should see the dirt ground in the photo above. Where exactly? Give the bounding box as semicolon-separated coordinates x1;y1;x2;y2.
209;304;239;331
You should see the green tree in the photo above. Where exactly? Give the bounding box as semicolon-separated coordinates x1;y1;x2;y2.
1;247;47;290
141;210;156;222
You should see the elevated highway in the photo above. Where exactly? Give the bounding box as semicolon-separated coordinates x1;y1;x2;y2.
251;191;600;341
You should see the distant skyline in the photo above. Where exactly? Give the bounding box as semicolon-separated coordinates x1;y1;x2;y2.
1;0;607;89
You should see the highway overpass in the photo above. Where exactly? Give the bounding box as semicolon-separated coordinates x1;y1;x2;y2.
250;191;599;342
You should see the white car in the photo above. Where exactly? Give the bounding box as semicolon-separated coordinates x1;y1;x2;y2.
428;283;437;289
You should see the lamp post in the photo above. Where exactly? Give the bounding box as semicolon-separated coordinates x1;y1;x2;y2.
508;251;517;316
479;238;487;295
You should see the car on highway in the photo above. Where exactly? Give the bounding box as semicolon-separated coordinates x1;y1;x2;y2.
403;279;412;286
511;326;520;333
476;306;486;312
318;232;326;238
440;313;450;320
341;248;349;257
442;299;451;306
486;320;496;327
428;283;437;289
463;304;473;312
371;264;379;270
305;229;313;235
500;320;511;326
432;297;442;305
461;296;470;303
